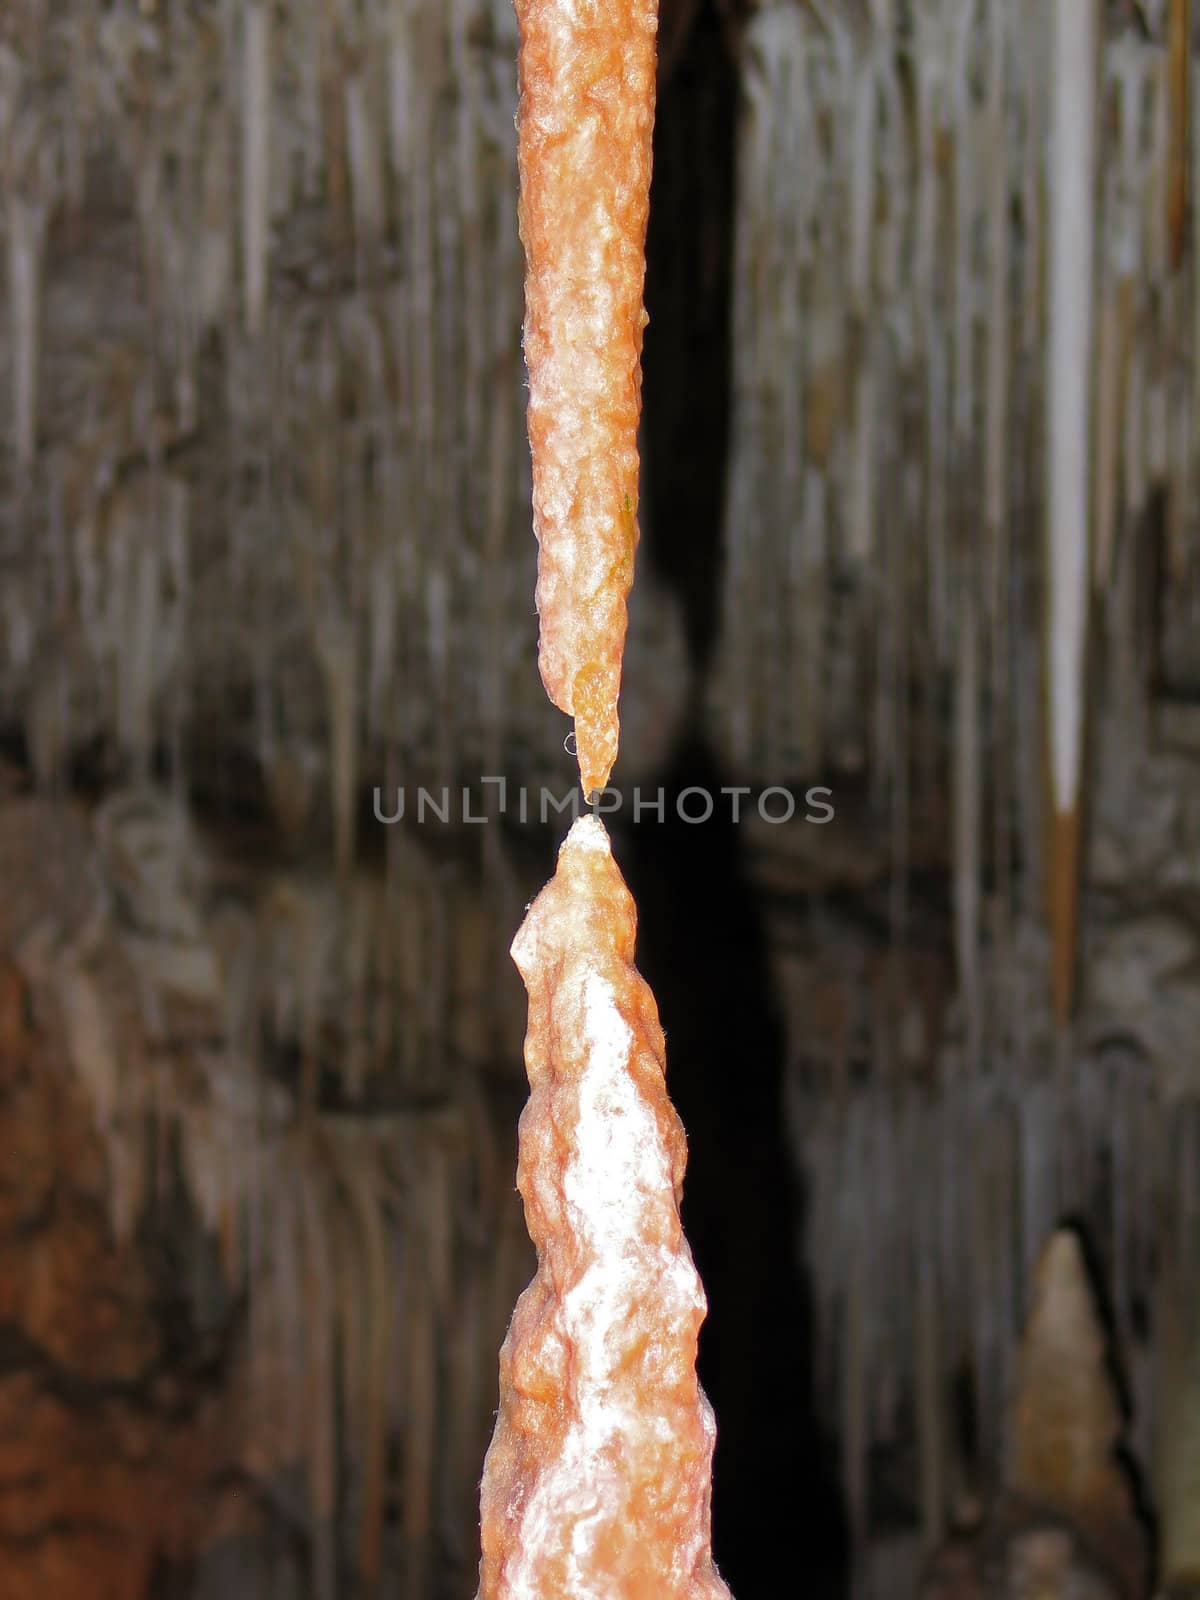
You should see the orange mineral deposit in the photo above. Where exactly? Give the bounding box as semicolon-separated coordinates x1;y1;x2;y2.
516;0;657;796
475;817;730;1600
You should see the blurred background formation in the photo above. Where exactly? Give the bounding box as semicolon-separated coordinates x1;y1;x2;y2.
0;0;1199;1595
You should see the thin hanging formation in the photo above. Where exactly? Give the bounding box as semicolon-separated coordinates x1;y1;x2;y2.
474;1;730;1595
1045;0;1098;1028
518;0;655;798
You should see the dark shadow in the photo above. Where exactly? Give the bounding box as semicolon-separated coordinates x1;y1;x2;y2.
1058;1212;1157;1593
636;8;849;1593
614;734;849;1600
641;0;738;679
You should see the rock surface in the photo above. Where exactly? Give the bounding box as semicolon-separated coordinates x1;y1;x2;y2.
0;959;241;1600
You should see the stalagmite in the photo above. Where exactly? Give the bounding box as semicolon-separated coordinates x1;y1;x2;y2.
476;818;729;1600
515;0;657;796
1010;1230;1146;1597
1045;0;1097;1026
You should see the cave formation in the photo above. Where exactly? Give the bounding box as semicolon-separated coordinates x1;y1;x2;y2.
0;1;1199;1597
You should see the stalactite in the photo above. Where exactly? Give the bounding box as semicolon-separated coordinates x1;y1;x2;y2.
200;100;234;329
1165;276;1192;583
848;338;878;586
981;6;1013;967
954;585;982;1074
868;342;897;820
6;186;47;471
983;0;1010;553
877;39;906;307
925;330;952;673
848;15;878;324
950;0;978;451
114;497;162;779
798;468;829;778
1149;41;1173;289
1045;0;1098;1028
1167;0;1192;269
345;61;384;266
451;0;488;497
910;3;937;332
1091;143;1129;599
241;0;272;336
315;609;359;882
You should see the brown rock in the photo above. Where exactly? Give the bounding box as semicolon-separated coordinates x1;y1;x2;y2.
0;951;241;1600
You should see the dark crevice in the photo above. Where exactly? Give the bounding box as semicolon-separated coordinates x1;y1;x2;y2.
617;739;849;1600
636;8;850;1596
641;0;738;683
